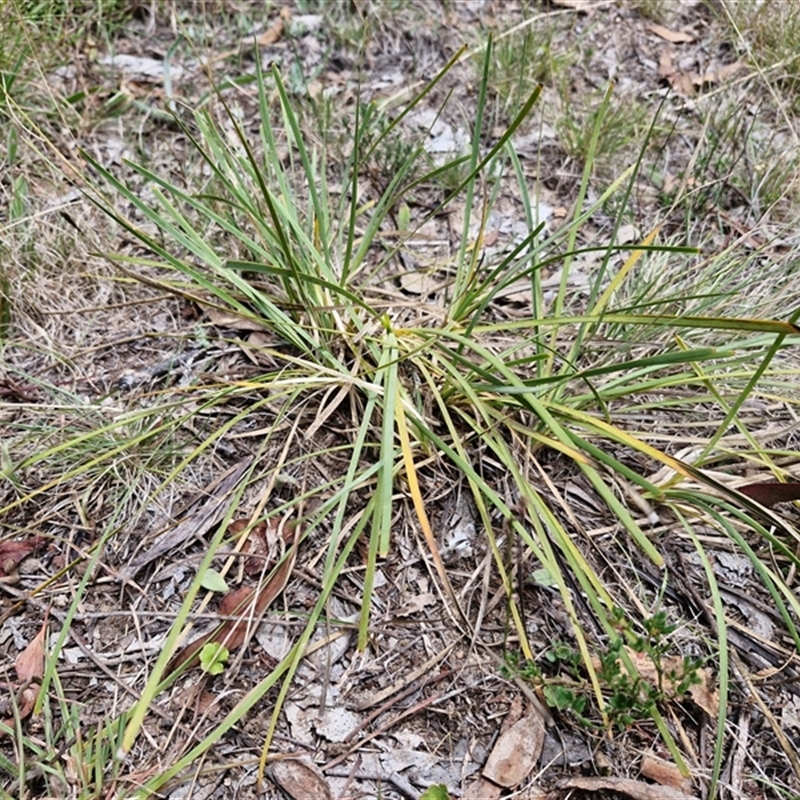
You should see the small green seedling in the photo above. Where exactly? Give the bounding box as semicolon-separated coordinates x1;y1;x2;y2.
199;643;230;676
419;785;450;800
200;568;228;593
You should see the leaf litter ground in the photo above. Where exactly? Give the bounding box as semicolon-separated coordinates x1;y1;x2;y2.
3;2;800;799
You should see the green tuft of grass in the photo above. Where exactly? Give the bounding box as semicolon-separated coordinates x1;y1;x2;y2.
721;0;800;101
5;7;800;797
53;37;800;793
477;17;575;126
556;83;653;175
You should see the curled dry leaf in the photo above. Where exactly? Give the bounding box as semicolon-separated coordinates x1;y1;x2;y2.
271;758;332;800
641;752;693;794
482;704;545;788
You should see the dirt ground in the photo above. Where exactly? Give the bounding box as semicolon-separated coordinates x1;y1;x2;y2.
3;1;800;799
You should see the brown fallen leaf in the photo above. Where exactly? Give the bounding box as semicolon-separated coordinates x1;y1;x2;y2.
15;618;47;683
271;758;332;800
641;752;693;794
1;616;48;737
557;776;697;800
482;703;546;788
688;670;719;717
657;49;695;96
229;518;281;577
647;23;694;44
0;536;47;579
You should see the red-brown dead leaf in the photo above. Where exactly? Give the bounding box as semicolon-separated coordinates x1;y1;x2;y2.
737;481;800;507
647;23;694;44
15;619;47;683
234;518;283;576
0;536;46;578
